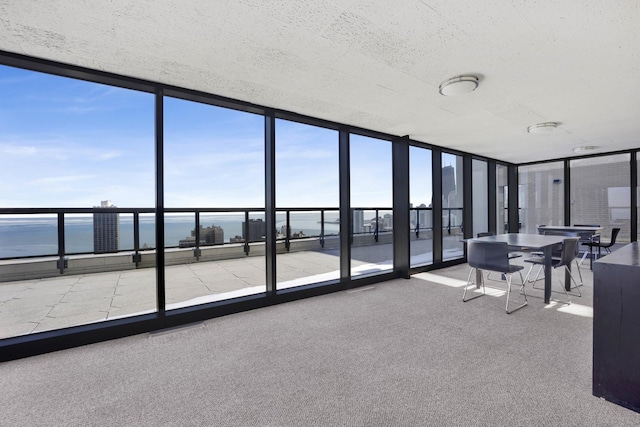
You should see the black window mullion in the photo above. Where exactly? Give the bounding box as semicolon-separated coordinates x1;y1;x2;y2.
339;130;351;283
432;149;443;263
508;165;519;233
463;156;473;240
564;159;571;226
488;160;497;235
155;87;165;315
265;111;276;295
392;136;410;278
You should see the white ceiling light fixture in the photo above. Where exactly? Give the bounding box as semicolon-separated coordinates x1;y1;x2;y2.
573;146;598;154
438;75;479;96
527;122;558;134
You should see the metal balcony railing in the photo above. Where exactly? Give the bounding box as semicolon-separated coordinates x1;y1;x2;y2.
0;206;463;276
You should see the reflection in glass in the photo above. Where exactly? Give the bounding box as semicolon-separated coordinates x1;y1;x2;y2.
0;214;58;259
496;165;508;234
163;97;266;309
472;159;488;237
350;135;393;276
442;153;464;260
570;154;630;244
409;146;433;267
519;162;564;233
0;64;156;338
275;119;340;288
65;213;96;254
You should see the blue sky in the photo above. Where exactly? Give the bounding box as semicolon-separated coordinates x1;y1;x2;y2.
0;64;433;209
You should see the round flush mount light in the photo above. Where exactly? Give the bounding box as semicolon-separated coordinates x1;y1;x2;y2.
438;75;479;96
527;122;558;134
573;146;598;154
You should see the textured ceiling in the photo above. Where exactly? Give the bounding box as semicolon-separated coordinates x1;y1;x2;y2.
1;0;639;163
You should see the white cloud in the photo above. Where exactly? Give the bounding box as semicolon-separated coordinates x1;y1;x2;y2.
96;151;122;160
28;174;97;186
0;143;38;156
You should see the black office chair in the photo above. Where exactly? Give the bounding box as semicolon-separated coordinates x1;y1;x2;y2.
527;230;583;295
476;232;522;281
581;227;621;262
463;240;528;314
524;237;581;303
573;224;601;266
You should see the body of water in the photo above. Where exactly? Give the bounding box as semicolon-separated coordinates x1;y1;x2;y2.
0;212;341;259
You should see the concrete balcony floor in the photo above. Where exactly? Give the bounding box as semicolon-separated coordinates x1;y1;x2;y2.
0;232;476;340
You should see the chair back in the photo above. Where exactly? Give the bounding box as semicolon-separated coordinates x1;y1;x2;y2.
543;230;574;257
609;228;621;245
467;240;510;273
477;232;494;238
556;238;579;268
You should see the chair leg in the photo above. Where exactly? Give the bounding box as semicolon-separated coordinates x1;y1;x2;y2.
530;265;544;288
463;268;485;302
506;273;527;314
564;265;582;297
574;260;583;284
578;250;589;266
551;268;571;305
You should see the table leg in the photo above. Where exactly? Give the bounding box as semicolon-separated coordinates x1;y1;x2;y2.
544;246;552;304
565;256;572;292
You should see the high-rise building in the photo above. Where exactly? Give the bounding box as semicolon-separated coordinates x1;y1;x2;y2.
201;225;224;245
179;224;225;247
417;203;431;229
93;200;120;253
353;210;364;234
244;219;266;242
442;165;456;207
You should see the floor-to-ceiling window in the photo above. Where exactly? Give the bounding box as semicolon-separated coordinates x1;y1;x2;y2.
275;119;340;289
0;64;155;338
409;146;433;267
472;159;488;237
442;153;464;260
2;54;521;358
496;164;508;234
163;97;265;308
570;153;631;244
518;162;564;233
350;134;393;277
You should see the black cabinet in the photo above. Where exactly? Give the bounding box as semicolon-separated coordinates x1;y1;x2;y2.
593;242;640;413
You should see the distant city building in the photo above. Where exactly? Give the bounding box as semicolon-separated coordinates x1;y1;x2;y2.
179;224;224;248
370;215;390;231
200;225;224;245
383;213;393;230
93;200;120;253
276;225;307;239
418;203;431;229
244;218;266;242
442;165;456;207
178;236;199;248
353;210;364;234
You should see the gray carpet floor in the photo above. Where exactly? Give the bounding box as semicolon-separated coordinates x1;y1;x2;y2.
2;263;639;426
